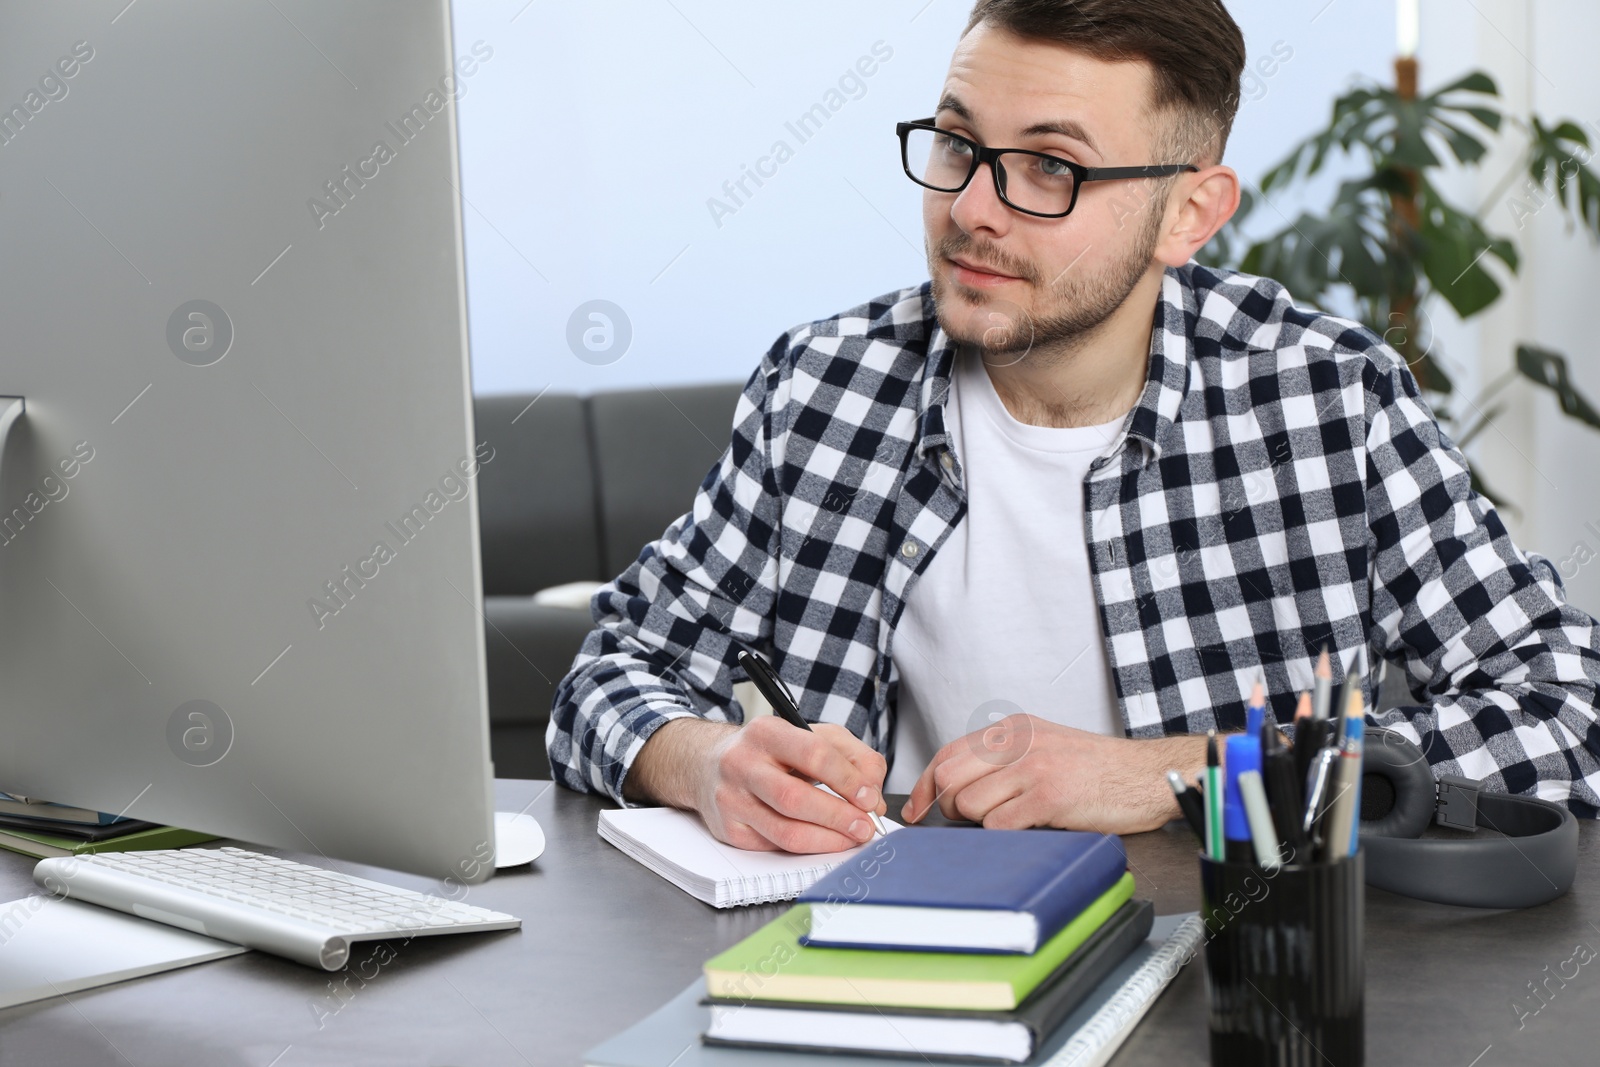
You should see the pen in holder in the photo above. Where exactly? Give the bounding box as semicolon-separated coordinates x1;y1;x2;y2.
1199;849;1364;1067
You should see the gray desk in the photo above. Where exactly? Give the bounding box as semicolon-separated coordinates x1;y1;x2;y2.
0;781;1594;1066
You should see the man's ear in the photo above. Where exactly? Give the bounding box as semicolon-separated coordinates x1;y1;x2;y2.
1154;165;1241;267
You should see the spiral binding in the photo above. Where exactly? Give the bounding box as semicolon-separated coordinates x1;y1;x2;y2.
719;864;834;907
1046;915;1205;1067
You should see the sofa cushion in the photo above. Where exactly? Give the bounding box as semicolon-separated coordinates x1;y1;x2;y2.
475;393;602;595
482;595;600;779
587;383;744;578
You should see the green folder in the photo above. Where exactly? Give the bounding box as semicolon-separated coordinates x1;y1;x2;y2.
704;871;1135;1011
0;823;218;860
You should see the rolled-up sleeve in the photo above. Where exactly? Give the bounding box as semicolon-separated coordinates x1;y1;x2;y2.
1363;354;1600;815
546;338;790;804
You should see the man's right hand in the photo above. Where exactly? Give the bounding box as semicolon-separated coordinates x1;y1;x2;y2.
625;716;888;854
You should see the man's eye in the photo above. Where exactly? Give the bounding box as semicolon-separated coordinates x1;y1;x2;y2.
1037;155;1071;177
936;134;972;157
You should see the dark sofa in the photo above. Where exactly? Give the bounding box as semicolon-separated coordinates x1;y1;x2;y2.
473;382;744;778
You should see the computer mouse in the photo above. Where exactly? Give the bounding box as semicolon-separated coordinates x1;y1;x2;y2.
493;811;546;868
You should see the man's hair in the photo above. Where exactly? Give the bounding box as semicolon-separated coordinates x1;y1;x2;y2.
963;0;1247;165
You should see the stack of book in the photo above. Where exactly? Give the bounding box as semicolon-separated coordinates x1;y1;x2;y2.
700;827;1152;1064
0;793;215;859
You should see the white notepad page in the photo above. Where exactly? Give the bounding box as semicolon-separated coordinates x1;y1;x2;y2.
598;806;901;908
0;895;245;1009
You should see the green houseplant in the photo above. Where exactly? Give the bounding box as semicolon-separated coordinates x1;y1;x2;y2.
1199;66;1600;509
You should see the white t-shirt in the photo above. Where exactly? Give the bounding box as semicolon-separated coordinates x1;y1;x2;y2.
885;349;1130;793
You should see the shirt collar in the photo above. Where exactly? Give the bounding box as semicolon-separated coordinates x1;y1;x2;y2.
1124;266;1196;463
913;285;958;461
914;267;1194;465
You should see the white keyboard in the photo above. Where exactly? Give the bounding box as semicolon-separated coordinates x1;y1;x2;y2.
34;847;520;970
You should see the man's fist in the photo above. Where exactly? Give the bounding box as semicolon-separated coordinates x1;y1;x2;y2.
902;713;1195;835
696;717;888;853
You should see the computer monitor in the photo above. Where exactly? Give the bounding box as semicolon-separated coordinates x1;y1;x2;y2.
0;0;499;883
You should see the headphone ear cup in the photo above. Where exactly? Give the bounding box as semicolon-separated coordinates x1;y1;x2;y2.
1359;727;1435;838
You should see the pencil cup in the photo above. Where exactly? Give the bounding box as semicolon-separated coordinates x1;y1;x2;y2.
1199;850;1364;1067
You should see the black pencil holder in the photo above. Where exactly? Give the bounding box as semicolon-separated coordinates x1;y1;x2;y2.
1199;850;1364;1067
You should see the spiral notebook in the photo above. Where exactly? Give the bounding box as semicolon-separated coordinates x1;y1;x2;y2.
597;807;901;908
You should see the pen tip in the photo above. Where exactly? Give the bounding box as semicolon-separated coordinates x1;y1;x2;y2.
1295;691;1311;719
1249;678;1264;708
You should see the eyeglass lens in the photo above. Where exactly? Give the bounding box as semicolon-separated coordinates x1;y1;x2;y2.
903;128;1075;215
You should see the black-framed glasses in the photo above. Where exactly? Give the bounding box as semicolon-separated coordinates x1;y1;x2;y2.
896;118;1198;218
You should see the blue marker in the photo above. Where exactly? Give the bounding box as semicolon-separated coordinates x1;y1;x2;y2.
1223;734;1263;862
1245;675;1266;738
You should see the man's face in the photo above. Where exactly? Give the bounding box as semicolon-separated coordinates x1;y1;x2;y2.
923;23;1177;358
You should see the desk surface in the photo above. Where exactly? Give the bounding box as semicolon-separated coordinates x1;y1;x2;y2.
0;781;1595;1066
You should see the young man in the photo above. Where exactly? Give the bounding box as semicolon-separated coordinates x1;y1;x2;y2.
548;0;1600;853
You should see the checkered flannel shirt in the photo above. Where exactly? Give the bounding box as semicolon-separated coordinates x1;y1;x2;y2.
548;262;1600;816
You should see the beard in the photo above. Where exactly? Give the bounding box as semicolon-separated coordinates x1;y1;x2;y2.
927;200;1166;362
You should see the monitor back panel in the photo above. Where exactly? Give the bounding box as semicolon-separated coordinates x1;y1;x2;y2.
0;0;497;882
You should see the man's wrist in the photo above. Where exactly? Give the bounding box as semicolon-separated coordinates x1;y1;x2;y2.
623;716;736;810
1143;734;1212;821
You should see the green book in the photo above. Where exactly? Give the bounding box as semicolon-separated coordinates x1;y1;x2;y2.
0;823;218;860
704;871;1135;1011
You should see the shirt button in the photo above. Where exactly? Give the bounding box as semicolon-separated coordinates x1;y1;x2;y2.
901;540;919;558
940;452;953;471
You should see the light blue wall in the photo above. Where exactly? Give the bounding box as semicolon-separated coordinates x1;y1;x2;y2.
452;0;1402;397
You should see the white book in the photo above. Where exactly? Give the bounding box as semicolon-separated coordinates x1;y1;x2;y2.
0;895;245;1009
597;806;900;908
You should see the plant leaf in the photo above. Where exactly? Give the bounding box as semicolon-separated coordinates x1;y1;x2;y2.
1488;236;1519;273
1438;105;1503;132
1429;71;1498;98
1428;356;1455;396
1523;115;1600;240
1516;346;1600;429
1431;117;1491;165
1420;225;1501;317
1390;99;1442;168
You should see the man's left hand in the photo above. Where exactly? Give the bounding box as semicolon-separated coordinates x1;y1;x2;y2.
901;714;1204;835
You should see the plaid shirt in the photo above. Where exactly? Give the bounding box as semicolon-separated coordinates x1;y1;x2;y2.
548;263;1600;816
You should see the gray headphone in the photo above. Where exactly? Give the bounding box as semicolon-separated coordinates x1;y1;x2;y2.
1358;727;1578;909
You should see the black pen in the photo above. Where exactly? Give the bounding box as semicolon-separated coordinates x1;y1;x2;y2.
1166;769;1206;846
738;649;800;720
738;649;886;837
1261;710;1308;857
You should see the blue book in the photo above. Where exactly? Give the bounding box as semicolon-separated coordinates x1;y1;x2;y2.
796;827;1127;955
0;793;128;827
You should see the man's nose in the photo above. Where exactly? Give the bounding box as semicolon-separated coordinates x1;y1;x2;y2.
949;159;1012;238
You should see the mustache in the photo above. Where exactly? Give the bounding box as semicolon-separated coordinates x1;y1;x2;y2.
933;234;1038;285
